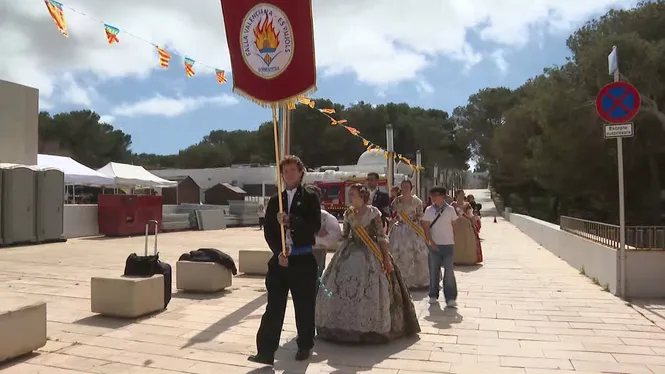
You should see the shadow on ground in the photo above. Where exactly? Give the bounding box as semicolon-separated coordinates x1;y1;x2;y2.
182;293;267;348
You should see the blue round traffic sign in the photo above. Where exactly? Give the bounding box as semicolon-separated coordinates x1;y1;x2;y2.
596;81;641;124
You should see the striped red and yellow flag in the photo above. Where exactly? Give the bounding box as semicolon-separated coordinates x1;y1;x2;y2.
345;126;360;136
215;69;227;84
184;57;195;77
320;108;335;114
156;46;171;68
103;24;119;45
44;0;68;37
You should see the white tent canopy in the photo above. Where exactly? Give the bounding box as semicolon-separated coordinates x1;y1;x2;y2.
97;162;177;188
37;154;116;186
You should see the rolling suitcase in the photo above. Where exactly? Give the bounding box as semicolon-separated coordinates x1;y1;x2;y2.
123;220;172;308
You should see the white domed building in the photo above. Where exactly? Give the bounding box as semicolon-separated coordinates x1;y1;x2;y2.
337;149;414;176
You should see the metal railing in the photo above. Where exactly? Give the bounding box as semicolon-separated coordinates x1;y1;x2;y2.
560;216;665;250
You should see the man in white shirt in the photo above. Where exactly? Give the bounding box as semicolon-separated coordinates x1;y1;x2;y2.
305;185;342;278
421;186;458;308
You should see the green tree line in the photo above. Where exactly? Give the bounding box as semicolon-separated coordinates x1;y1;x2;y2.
38;100;470;176
38;0;665;225
455;0;665;225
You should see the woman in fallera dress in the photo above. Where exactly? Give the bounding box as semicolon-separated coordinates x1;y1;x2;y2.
387;180;430;289
451;190;483;265
315;184;420;344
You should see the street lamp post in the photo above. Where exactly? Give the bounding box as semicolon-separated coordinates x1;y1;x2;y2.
386;124;394;192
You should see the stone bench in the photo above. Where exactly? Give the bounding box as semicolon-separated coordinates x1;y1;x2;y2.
176;261;232;292
0;301;47;362
91;275;164;318
238;249;273;275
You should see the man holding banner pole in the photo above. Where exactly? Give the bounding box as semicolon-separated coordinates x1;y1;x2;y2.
219;0;318;365
252;156;321;364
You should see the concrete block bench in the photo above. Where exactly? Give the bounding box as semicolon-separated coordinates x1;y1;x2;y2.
91;275;164;318
176;261;232;292
0;301;47;362
239;249;273;275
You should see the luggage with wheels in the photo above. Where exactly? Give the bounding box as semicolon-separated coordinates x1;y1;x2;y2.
123;220;172;308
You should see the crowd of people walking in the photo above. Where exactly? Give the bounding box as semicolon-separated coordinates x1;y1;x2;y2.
248;156;484;366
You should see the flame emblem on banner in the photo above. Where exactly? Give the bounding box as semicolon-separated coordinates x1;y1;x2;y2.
253;14;280;66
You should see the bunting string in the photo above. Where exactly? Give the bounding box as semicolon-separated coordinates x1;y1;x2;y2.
293;98;424;171
41;0;226;84
41;0;422;171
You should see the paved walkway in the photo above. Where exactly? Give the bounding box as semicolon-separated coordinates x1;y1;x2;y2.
1;190;665;373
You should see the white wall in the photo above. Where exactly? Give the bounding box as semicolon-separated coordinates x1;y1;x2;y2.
0;80;38;165
625;251;665;298
506;211;665;298
63;204;99;238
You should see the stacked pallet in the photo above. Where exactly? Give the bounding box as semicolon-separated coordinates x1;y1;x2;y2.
227;201;260;227
161;203;229;232
161;213;190;231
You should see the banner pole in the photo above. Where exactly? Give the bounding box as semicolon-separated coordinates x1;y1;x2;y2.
272;104;287;257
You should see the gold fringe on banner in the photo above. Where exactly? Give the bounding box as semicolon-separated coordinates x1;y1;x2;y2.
232;86;318;108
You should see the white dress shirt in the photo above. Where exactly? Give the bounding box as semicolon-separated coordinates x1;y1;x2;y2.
315;209;342;248
285;188;297;247
368;188;377;203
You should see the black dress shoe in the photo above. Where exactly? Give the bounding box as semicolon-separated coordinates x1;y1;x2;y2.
295;349;311;361
248;354;274;365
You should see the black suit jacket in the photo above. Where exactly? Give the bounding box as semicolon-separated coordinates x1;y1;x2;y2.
264;185;321;257
371;189;391;220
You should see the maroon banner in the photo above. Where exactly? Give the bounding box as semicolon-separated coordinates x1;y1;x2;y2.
220;0;316;106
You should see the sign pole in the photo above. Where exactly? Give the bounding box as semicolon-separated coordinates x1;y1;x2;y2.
611;46;627;299
415;150;422;198
386;124;394;192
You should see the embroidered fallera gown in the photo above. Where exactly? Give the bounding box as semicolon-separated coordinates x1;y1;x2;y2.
315;205;420;344
388;195;430;289
451;203;483;265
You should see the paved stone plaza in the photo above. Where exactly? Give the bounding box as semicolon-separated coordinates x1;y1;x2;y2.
1;191;665;373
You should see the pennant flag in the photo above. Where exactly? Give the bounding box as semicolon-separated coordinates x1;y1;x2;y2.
330;119;339;126
104;24;120;45
338;119;348;125
362;138;369;147
298;98;312;105
345;126;360;136
320;108;335;114
44;0;68;37
184;57;196;77
156;46;171;68
221;0;317;105
215;69;227;84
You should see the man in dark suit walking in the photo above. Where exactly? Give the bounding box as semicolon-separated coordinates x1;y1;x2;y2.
248;155;321;366
367;172;390;227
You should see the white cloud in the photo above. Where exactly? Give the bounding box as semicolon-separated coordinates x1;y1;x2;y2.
59;73;97;106
491;50;509;73
416;78;435;96
0;0;638;102
99;114;116;124
111;93;238;118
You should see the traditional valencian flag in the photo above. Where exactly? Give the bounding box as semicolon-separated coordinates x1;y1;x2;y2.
104;24;120;45
44;0;68;37
215;69;227;84
156;46;171;68
184;57;196;77
220;0;316;105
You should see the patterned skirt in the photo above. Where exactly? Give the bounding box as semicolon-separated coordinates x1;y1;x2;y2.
388;222;430;289
315;241;421;344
